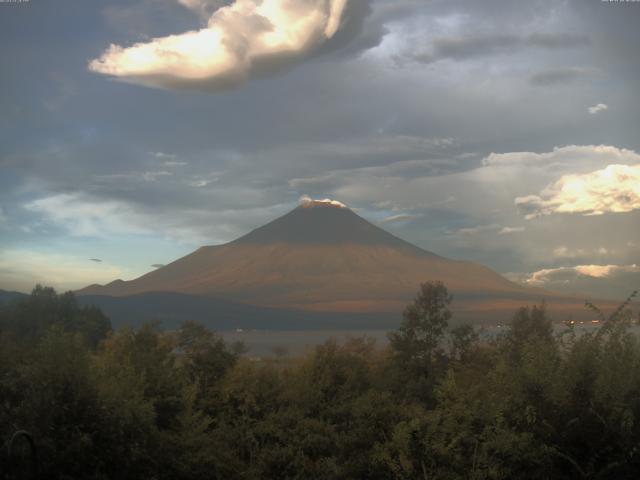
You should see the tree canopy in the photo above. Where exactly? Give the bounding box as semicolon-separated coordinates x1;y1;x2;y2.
1;285;639;479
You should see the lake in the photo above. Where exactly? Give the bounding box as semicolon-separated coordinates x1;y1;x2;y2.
220;322;640;357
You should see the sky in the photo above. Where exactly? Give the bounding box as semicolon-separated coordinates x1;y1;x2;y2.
0;0;638;299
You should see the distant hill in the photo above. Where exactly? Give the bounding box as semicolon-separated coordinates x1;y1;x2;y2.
4;288;557;331
0;289;27;304
77;292;399;331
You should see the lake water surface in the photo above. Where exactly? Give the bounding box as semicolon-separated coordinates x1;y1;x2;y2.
221;323;640;357
220;329;391;357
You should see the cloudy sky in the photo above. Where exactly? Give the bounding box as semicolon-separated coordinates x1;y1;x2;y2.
1;0;638;299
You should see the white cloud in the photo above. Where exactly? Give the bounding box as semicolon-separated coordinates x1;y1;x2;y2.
552;246;611;259
286;145;639;240
517;264;639;286
152;151;177;159
187;172;220;187
89;0;352;92
22;191;291;246
499;226;525;234
143;170;173;182
452;224;524;236
588;103;608;115
164;161;189;167
189;179;214;187
0;249;132;292
379;213;422;224
453;224;501;236
516;163;640;219
573;264;626;278
553;246;587;258
152;151;188;167
503;260;640;299
483;144;639;168
24;193;153;237
299;194;346;208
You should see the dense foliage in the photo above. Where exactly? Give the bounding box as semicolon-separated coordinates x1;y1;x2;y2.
1;284;639;479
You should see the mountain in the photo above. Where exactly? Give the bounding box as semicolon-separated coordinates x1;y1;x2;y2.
77;199;584;321
0;289;28;304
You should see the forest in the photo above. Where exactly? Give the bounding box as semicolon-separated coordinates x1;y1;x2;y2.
1;284;639;479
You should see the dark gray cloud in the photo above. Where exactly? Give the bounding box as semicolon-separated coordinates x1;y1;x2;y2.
436;33;588;60
178;0;233;19
529;66;595;86
311;0;380;60
527;32;591;49
397;33;590;65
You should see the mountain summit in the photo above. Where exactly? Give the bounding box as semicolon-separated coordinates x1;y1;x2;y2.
78;200;549;314
235;199;432;254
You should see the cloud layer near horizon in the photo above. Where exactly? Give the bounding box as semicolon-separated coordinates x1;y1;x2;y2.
89;0;356;91
0;249;130;292
507;263;640;299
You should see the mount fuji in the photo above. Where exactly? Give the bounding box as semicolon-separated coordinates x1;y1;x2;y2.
77;199;595;325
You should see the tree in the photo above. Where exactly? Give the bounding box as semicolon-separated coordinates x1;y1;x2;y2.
449;323;479;362
504;303;554;362
0;285;111;347
176;320;240;408
388;281;452;400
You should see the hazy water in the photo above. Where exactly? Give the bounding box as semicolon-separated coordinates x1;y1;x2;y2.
220;329;391;357
221;323;640;357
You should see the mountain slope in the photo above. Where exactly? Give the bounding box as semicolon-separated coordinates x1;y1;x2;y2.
78;200;546;313
0;289;28;304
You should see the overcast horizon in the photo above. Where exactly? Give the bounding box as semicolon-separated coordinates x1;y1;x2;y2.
1;0;639;299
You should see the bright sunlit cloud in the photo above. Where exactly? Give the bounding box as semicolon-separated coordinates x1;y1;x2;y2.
504;263;640;298
515;163;640;219
520;264;639;285
89;0;353;92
